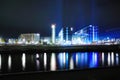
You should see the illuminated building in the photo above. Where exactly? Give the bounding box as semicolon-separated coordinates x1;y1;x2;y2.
8;39;16;44
41;37;51;45
72;29;89;44
63;27;73;41
89;25;98;43
58;27;73;45
73;25;99;44
0;37;5;44
51;24;56;44
58;28;63;42
19;33;40;44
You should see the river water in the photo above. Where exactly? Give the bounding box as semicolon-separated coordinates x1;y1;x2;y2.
0;52;119;74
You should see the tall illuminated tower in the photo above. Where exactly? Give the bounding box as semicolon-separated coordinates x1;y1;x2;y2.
51;24;56;44
89;25;98;43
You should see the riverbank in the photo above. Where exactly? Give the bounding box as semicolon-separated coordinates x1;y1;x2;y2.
0;45;120;53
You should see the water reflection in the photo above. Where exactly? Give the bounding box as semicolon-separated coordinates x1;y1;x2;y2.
22;53;26;70
69;56;74;70
89;52;98;68
116;53;119;65
0;52;119;73
36;59;40;70
44;53;47;70
102;52;104;66
58;52;69;69
36;53;39;59
8;55;12;70
111;52;114;66
35;53;40;70
50;53;56;71
108;53;111;66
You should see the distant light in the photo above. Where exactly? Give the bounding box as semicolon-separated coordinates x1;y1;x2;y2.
37;33;40;36
89;25;92;27
51;24;56;28
71;27;73;31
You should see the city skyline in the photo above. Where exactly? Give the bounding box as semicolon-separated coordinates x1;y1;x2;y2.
0;0;120;38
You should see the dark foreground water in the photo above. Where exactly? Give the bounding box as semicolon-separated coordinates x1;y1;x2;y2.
0;52;119;74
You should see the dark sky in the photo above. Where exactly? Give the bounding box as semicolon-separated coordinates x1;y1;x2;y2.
0;0;120;38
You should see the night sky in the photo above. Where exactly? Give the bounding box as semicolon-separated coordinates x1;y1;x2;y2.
0;0;120;38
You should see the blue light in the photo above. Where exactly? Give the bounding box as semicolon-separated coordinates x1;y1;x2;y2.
57;52;69;69
65;52;69;69
58;53;63;69
84;52;88;67
75;52;80;67
89;52;98;68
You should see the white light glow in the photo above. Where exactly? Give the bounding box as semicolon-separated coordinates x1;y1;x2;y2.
50;53;56;71
36;53;39;59
76;53;78;66
70;56;74;70
108;53;111;66
94;53;97;64
22;53;26;70
51;24;55;28
51;24;56;44
111;52;114;66
44;53;47;69
102;52;104;65
36;60;40;70
8;55;12;70
116;53;119;65
71;27;73;31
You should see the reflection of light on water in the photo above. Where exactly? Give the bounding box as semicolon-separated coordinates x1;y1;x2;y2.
36;53;39;59
50;53;56;71
89;52;94;68
22;53;26;70
66;52;69;69
116;53;119;65
94;53;98;66
44;53;47;69
63;52;66;66
70;56;74;70
8;55;12;70
76;53;79;66
80;53;84;66
75;53;80;67
58;52;69;69
58;53;63;68
84;52;88;65
36;53;40;70
89;52;98;68
36;60;40;70
108;53;111;66
111;52;114;66
0;54;1;70
102;52;104;66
